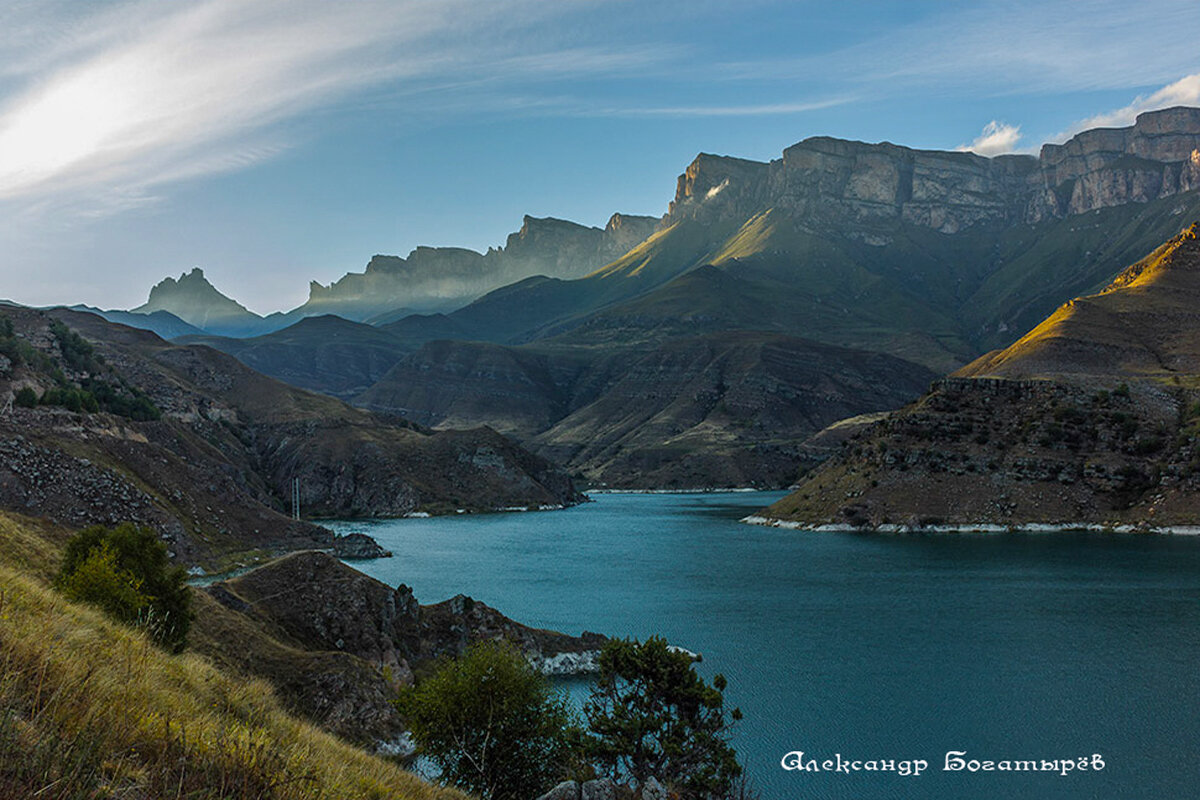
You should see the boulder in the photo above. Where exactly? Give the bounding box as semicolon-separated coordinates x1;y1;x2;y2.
580;779;616;800
641;777;668;800
535;781;579;800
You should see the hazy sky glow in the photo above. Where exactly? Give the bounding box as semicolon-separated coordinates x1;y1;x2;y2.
2;0;1200;312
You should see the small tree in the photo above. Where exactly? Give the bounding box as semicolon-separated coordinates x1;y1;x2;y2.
398;641;576;800
584;636;743;798
56;523;192;652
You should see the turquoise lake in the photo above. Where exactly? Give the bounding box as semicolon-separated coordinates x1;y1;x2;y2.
329;492;1200;799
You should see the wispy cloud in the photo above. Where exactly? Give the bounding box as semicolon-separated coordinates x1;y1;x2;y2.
583;97;854;118
957;121;1023;156
0;0;674;218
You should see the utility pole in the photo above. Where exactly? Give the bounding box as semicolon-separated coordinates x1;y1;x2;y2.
292;477;301;521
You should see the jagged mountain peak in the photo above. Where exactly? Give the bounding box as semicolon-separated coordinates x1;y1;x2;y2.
133;266;263;335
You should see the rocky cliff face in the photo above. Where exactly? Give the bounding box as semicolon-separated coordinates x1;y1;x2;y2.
300;213;659;322
667;107;1200;235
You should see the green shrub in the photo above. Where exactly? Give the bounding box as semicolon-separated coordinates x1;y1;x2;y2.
13;387;36;408
81;378;161;421
56;523;192;652
398;641;575;800
57;542;150;622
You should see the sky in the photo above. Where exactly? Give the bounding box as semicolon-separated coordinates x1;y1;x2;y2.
2;0;1200;314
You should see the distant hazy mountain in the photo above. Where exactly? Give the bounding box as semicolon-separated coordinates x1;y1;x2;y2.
758;223;1200;529
133;268;268;337
295;213;659;322
131;213;659;336
67;305;206;340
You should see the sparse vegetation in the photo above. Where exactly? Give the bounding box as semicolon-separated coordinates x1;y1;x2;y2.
0;513;458;800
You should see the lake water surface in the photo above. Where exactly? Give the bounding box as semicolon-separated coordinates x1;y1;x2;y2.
329;492;1200;799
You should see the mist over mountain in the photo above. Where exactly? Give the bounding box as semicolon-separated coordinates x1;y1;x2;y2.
300;213;659;323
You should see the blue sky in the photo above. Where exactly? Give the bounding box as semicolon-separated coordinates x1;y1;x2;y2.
2;0;1200;313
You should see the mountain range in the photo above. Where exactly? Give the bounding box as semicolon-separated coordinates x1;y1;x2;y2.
107;106;1200;488
126;213;660;338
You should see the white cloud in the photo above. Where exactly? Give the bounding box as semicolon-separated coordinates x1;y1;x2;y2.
957;121;1023;156
1054;72;1200;140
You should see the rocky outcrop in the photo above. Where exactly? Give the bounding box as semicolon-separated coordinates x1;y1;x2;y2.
204;551;607;742
757;222;1200;529
330;532;391;559
213;551;607;680
756;376;1197;529
667;107;1200;235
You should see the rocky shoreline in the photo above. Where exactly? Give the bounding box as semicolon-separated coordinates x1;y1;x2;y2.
743;514;1200;535
195;550;608;746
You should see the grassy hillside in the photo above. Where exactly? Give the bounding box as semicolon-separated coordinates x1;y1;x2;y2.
0;513;462;800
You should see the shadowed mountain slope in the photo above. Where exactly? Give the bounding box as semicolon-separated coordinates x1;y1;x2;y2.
0;307;580;569
359;331;936;488
960;225;1200;379
177;315;409;399
757;223;1200;529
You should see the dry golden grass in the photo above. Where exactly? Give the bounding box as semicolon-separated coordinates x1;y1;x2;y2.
0;514;466;800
